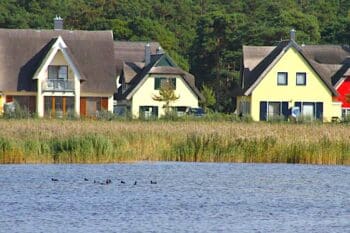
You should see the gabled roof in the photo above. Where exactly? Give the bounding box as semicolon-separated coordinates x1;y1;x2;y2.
241;40;350;96
0;29;116;93
115;51;204;101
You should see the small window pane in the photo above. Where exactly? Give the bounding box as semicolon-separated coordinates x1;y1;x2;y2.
296;73;306;85
171;78;176;89
58;66;68;79
154;78;161;90
268;102;281;117
48;66;58;79
44;97;53;116
55;97;63;112
160;78;167;88
277;72;287;85
66;97;74;112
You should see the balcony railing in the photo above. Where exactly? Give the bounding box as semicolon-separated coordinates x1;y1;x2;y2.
42;79;75;92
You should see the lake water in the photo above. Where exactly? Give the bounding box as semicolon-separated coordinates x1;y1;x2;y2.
0;163;349;233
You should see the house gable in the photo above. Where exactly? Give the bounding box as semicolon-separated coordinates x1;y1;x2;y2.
336;77;350;108
252;46;333;99
124;53;203;101
33;36;83;82
243;41;337;96
155;55;176;67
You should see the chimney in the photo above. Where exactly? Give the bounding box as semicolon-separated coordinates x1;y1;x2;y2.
145;43;151;66
290;28;296;41
156;46;164;54
54;15;63;30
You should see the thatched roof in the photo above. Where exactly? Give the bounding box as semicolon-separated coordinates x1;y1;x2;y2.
114;41;160;75
0;28;116;94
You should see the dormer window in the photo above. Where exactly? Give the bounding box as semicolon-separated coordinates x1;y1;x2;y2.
48;65;68;80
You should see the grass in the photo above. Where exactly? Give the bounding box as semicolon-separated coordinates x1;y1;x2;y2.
0;118;349;165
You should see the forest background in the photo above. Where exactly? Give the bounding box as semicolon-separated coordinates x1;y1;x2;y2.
1;0;349;112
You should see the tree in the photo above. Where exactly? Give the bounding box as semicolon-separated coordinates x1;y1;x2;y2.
200;84;216;112
190;11;245;112
152;81;180;115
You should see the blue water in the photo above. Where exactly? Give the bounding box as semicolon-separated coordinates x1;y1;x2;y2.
0;163;349;233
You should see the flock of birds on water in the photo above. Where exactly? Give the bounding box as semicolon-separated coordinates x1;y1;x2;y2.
51;177;157;185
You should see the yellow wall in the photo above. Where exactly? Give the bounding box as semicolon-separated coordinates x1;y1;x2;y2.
132;75;199;117
247;47;340;122
0;95;2;114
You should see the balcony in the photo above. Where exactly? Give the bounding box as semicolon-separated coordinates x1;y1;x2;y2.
42;79;75;92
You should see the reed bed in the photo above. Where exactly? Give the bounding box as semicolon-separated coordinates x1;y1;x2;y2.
0;119;349;165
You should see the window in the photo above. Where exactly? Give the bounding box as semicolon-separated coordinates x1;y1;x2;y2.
173;106;188;117
239;101;251;115
86;97;101;116
48;65;68;80
342;109;350;120
154;77;176;90
12;96;36;113
296;72;306;85
259;101;289;121
277;72;288;85
139;106;158;119
268;102;281;117
294;102;323;120
44;96;74;117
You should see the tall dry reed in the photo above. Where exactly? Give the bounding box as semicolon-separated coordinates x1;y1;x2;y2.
0;119;349;164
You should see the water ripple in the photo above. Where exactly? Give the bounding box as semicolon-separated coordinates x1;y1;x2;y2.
0;163;349;233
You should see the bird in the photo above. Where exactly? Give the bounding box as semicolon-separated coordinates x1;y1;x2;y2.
51;178;58;182
134;181;137;185
150;181;157;184
84;178;89;181
121;180;125;184
106;179;112;184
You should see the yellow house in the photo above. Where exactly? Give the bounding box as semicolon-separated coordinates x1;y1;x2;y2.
115;42;204;118
236;33;342;122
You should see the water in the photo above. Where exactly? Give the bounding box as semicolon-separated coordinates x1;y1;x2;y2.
0;163;349;233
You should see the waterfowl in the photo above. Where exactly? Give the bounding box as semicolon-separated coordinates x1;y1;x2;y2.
51;178;59;182
121;180;125;184
84;178;89;181
150;181;157;184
